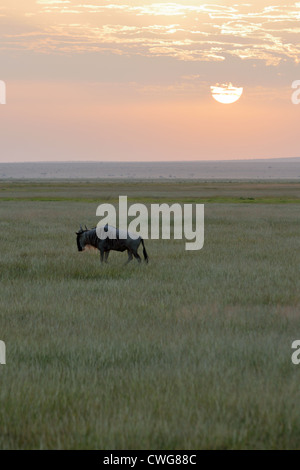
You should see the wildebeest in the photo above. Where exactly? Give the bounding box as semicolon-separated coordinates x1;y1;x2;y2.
76;224;149;264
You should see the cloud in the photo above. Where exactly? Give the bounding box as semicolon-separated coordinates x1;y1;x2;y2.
0;1;299;68
37;1;71;4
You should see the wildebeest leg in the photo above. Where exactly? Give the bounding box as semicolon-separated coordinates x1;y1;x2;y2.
133;250;142;263
125;251;133;265
100;250;104;263
104;251;109;263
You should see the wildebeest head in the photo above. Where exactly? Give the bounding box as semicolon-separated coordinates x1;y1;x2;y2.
75;225;86;251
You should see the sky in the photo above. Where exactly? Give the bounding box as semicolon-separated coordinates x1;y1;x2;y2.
0;0;299;162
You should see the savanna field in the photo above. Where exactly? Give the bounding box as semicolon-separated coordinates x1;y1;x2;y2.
0;181;300;449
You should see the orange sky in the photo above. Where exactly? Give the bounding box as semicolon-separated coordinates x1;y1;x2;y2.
0;1;299;161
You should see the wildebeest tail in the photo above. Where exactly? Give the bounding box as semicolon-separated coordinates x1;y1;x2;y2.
141;238;149;263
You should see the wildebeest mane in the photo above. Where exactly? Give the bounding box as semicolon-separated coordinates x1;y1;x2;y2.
82;228;99;248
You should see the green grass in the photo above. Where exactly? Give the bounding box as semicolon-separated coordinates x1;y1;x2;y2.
1;196;300;204
1;180;300;202
0;182;300;449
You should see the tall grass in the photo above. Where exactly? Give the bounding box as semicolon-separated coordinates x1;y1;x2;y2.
0;187;300;449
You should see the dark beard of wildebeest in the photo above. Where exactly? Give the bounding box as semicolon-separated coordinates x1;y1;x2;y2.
75;224;149;264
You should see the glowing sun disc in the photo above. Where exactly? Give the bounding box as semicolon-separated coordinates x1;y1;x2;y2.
211;83;243;104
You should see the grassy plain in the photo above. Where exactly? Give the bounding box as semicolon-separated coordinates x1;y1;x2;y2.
0;181;300;449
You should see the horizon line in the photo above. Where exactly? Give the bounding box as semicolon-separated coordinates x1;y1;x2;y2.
1;157;300;164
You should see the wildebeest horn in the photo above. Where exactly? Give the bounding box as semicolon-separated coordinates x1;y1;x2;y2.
85;225;88;230
80;224;83;231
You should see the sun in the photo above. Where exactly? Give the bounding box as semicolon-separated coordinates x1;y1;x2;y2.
210;83;243;104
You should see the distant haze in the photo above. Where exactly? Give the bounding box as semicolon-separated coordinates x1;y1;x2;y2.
1;159;300;180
